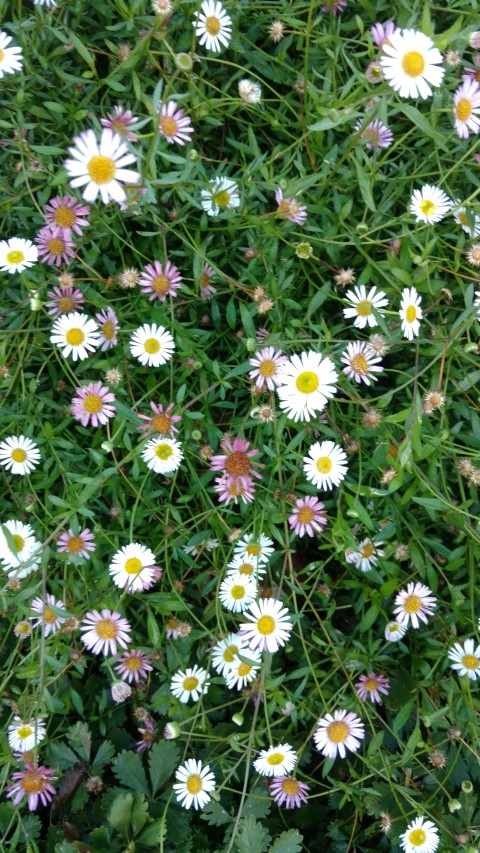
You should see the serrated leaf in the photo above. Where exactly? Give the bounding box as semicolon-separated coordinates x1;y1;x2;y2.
108;791;133;838
148;741;180;795
131;792;149;835
112;750;149;794
234;816;270;853
200;800;232;826
91;740;115;776
138;819;167;846
269;829;304;853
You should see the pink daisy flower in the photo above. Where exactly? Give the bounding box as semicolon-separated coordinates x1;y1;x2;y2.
30;593;66;637
114;649;153;683
269;776;310;809
35;226;76;267
158;101;194;145
213;474;256;505
43;194;90;236
137;401;181;436
7;764;57;812
95;307;119;350
275;188;307;226
341;341;384;386
139;259;183;302
248;346;288;391
71;382;116;427
80;608;132;656
57;527;96;558
355;672;390;704
288;496;327;537
370;21;396;50
322;0;348;14
453;79;480;139
354;119;393;150
199;262;217;299
210;436;262;489
136;718;156;752
45;285;85;318
101;106;140;141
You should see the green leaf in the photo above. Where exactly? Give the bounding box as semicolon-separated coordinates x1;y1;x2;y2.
66;30;96;72
234;817;270;853
200;800;232;826
131;792;149;835
354;158;375;211
392;699;415;734
269;829;304;853
108;791;133;838
91;740;115;776
138;819;167;846
396;104;448;152
112;750;149;794
148;741;180;795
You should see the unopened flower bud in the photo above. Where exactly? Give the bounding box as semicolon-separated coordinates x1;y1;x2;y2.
164;722;181;740
174;52;193;71
232;713;244;726
111;681;132;703
448;799;462;813
462;780;474;794
245;337;257;352
191;429;202;441
189;149;200;161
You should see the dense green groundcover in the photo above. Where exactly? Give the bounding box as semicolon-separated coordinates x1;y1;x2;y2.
1;0;480;850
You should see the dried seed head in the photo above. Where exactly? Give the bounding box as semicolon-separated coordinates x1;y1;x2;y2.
457;458;475;478
362;408;382;429
269;20;285;42
379;812;392;834
428;750;447;769
334;267;356;287
380;467;396;485
394;543;409;561
85;776;104;795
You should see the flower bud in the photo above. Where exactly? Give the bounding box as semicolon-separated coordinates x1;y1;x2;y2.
189;149;200;161
462;780;474;794
163;722;181;740
191;430;202;441
232;713;244;726
448;799;462;813
245;337;257;352
174;52;193;71
111;681;132;703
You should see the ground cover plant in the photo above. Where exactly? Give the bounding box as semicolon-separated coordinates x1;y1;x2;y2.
1;0;480;850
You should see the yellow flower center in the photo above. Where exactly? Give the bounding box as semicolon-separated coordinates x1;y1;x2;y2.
282;779;300;795
295;371;319;393
160;116;178;137
57;296;75;314
186;773;202;794
144;337;160;354
316;456;332;474
403;594;421;614
126;656;142;670
297;506;314;524
67;535;84;552
47;238;66;256
388;623;401;634
257;615;275;635
6;250;25;265
223;645;239;662
183;676;199;691
213;190;230;207
155;443;173;460
152;413;171;433
406;305;417;323
259;359;276;377
82;394;103;414
87;154;116;185
17;725;33;741
11;449;27;463
458;212;468;226
461;654;479;670
205;15;220;35
44;606;58;624
419;199;436;216
0;49;4;64
238;562;254;575
96;618;119;639
12;534;25;552
350;354;368;375
267;752;285;766
54;206;76;227
361;543;374;558
401;50;426;78
200;273;211;287
246;544;260;556
66;328;85;346
102;320;115;340
21;770;45;794
237;662;251;676
16;621;32;636
152;275;171;294
327;721;349;743
408;829;427;847
363;678;378;692
230;585;246;600
456;98;472;122
225;451;251;476
125;557;142;575
279;199;300;217
356;300;372;316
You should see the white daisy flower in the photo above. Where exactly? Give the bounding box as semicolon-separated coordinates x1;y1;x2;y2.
0;238;38;274
303;441;348;490
129;323;175;367
50;312;100;361
384;620;407;642
34;0;58;6
0;520;41;577
393;582;437;629
193;0;232;53
218;573;257;613
238;79;262;104
313;709;365;759
224;646;262;689
0;31;23;78
343;284;388;330
226;554;267;579
253;743;297;777
109;543;158;592
276;351;338;422
233;533;274;564
0;436;41;476
239;598;292;653
380;28;444;99
173;759;215;810
399;287;422;340
410;185;452;224
448;638;480;681
453;78;480;139
200;176;240;216
170;665;210;704
341;341;384;386
400;816;439;853
31;594;66;637
141;436;183;474
211;634;247;675
64;128;139;204
452;203;480;237
351;539;384;572
8;717;46;753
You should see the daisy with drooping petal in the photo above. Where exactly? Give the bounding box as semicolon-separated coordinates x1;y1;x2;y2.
275;188;307;226
8;717;47;753
173;759;216;810
410;185;452;224
399;287;422;340
7;764;57;812
0;31;23;78
114;649;153;683
212;634;247;675
248;347;288;391
35;226;75;267
400;816;439;853
224;646;262;689
50;312;100;361
288;496;327;537
341;341;384;386
343;284;388;329
351;539;384;572
57;527;95;559
370;21;396;50
193;0;232;52
30;594;66;637
138;401;181;436
452;203;480;237
80;609;132;656
276;351;338;422
129;323;175;367
313;709;365;759
109;543;158;592
64;128;139;204
200;176;240;216
448;639;480;680
233;533;274;564
239;598;292;653
214;475;255;505
139;259;183;301
0;436;41;476
171;665;210;703
219;573;257;613
355;672;390;703
303;441;348;490
226;554;267;579
141;436;183;474
95;307;119;350
45;285;85;318
385;620;407;642
380;28;445;99
101;106;139;141
43;194;90;236
354;119;393;150
71;382;116;427
269;776;310;809
0;238;38;274
254;744;297;777
0;520;41;576
453;79;480;139
199;262;217;299
159;101;194;145
393;582;437;629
